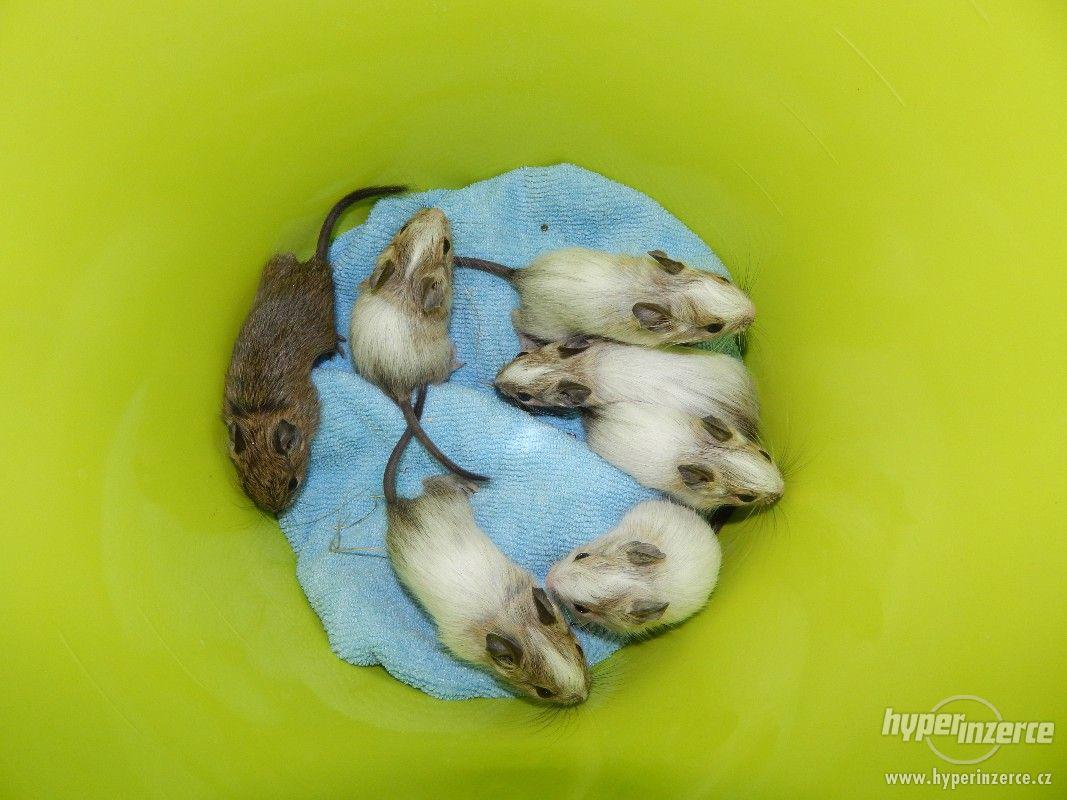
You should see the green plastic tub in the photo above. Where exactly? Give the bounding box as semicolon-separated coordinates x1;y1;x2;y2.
2;1;1064;797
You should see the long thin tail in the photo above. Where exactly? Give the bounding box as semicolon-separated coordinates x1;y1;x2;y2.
383;385;428;505
454;255;518;281
316;184;407;261
397;389;489;484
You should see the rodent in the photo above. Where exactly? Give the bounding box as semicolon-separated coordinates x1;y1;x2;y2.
224;184;406;514
382;411;590;705
455;247;755;345
546;499;721;636
585;403;784;512
494;335;759;437
349;208;486;483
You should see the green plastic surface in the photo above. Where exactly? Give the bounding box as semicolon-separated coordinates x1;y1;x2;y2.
1;1;1064;797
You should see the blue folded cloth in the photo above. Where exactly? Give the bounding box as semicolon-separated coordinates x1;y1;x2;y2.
279;164;736;700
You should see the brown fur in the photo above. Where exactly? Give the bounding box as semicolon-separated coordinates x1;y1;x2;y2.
224;253;335;513
494;339;600;410
223;185;405;513
671;415;781;507
469;582;591;704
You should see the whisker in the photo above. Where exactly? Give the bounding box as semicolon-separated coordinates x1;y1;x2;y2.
735;328;749;359
569;617;596;633
590;657;626;694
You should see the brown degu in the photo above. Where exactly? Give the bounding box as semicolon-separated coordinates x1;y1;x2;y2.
224;184;405;514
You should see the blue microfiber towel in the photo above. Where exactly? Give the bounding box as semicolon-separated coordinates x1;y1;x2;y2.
279;164;737;700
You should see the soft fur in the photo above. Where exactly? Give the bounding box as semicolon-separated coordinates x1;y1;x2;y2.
496;338;759;435
224;252;338;513
585;403;784;511
349;208;455;400
386;475;590;705
547;499;722;635
512;247;755;345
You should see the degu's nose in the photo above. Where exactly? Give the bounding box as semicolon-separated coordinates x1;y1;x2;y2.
494;381;517;401
561;686;589;706
495;381;531;404
731;300;756;331
258;501;282;518
544;568;558;594
412;207;447;230
554;593;584;623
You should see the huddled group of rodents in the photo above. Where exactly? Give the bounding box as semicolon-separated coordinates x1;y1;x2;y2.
224;185;783;705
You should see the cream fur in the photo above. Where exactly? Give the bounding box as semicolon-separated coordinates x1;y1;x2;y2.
347;207;455;399
589;344;758;426
512;247;755;345
387;477;589;703
348;291;452;397
547;499;721;634
496;340;759;433
388;480;522;661
585;403;784;511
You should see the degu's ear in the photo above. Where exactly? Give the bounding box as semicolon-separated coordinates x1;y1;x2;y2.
368;256;396;291
416;276;445;312
678;463;715;488
516;330;543;354
556;380;591;407
272;419;301;456
227;421;247;455
486;632;524;668
558;334;593;357
629;600;669;623
648;250;685;275
632;302;672;331
531;587;558;625
700;415;735;443
626;541;666;566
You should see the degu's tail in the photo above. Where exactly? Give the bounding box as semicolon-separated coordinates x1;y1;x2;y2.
454;255;518;281
396;389;489;485
316;184;407;262
383;385;428;506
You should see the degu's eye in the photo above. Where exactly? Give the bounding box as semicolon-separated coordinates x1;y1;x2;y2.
573;552;590;561
758;449;772;462
705;322;724;333
534;686;555;699
442;238;451;254
516;391;533;402
288;477;299;491
736;493;756;503
572;603;590;614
